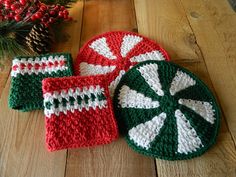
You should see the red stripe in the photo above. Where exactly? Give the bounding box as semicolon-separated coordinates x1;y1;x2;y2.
12;60;66;71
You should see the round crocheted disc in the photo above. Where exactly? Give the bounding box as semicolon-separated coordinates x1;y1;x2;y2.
113;60;220;160
75;31;170;97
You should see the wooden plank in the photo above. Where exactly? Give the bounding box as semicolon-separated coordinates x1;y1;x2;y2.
66;139;156;177
180;0;236;143
80;0;137;45
134;0;236;176
0;59;11;98
65;1;157;177
0;2;84;177
134;0;199;60
52;1;84;60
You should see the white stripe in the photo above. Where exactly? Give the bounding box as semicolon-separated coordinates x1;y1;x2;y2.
118;85;159;109
128;113;166;149
130;50;166;62
108;70;126;97
120;35;143;57
44;85;106;118
137;63;164;96
44;85;104;102
11;55;68;77
175;109;203;154
80;62;116;76
89;37;117;60
178;99;215;124
169;71;196;96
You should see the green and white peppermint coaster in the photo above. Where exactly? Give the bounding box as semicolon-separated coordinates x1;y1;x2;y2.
113;60;220;160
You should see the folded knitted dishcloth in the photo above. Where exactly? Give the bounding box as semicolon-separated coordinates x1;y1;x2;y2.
8;53;73;111
42;75;119;151
75;31;170;97
113;60;220;160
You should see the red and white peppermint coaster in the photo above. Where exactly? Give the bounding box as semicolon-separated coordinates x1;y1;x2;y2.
42;75;119;151
75;31;170;96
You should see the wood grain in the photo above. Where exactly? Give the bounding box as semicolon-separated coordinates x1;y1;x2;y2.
53;1;84;60
0;0;236;176
180;0;236;143
0;1;84;177
65;1;157;177
134;0;236;176
66;139;156;177
0;59;11;98
134;0;199;61
80;0;137;45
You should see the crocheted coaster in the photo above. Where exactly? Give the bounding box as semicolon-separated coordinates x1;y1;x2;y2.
42;75;119;151
113;60;220;160
75;31;170;97
8;53;73;111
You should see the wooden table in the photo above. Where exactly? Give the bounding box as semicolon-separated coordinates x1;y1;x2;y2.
1;0;236;177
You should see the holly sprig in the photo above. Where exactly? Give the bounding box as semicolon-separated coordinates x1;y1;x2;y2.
0;0;71;27
0;0;76;59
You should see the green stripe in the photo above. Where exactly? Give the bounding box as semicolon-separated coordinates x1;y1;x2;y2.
44;92;106;110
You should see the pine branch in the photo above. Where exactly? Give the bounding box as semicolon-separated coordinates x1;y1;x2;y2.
0;21;34;59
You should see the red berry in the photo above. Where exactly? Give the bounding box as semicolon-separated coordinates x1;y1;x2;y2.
15;8;22;14
10;4;17;11
9;12;15;17
14;14;21;21
35;11;42;18
63;10;69;16
58;11;64;18
25;12;32;18
40;5;47;11
4;1;11;9
49;17;55;23
19;0;27;5
49;10;56;16
60;6;65;11
31;14;36;21
53;5;60;11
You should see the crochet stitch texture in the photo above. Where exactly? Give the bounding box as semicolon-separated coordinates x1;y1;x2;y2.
8;53;73;111
75;31;170;97
113;60;220;160
42;75;119;151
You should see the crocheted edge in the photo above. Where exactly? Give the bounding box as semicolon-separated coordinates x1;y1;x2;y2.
43;74;119;151
113;60;221;161
74;31;171;75
47;136;118;152
8;53;73;112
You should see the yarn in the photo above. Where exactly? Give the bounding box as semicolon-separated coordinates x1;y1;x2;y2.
8;53;73;111
75;31;170;97
42;75;119;151
113;60;220;160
